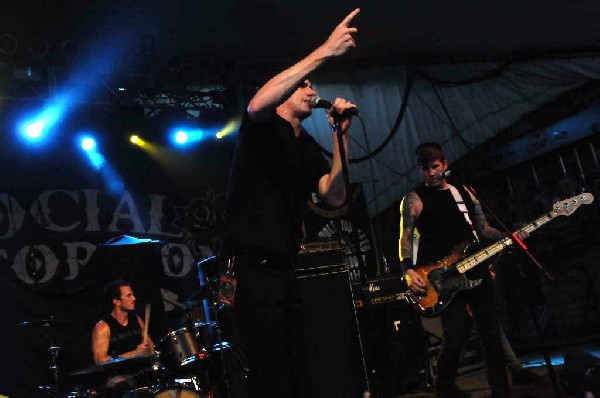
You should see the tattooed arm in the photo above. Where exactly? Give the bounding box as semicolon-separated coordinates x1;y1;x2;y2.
467;191;505;241
399;191;422;263
399;191;427;293
466;187;529;243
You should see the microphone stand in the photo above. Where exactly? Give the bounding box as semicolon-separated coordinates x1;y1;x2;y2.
332;114;371;394
463;184;564;398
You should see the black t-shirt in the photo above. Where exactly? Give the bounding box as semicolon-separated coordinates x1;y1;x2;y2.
414;185;477;267
221;110;330;260
102;314;142;358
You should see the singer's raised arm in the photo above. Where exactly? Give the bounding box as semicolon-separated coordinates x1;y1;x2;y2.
218;9;362;393
247;8;360;122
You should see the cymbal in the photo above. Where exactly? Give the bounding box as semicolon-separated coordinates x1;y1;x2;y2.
193;321;216;329
101;234;161;246
69;355;155;376
183;287;213;308
211;342;231;351
17;318;79;328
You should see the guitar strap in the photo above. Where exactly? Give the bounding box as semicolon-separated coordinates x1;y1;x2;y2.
448;184;480;243
412;229;420;266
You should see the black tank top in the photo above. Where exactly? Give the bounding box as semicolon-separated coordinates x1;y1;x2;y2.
414;185;476;266
102;314;142;358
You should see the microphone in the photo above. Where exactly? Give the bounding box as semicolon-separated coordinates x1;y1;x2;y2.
308;96;359;115
435;170;452;180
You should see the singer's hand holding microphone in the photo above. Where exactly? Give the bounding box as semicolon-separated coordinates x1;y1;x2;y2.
309;96;358;134
309;96;359;115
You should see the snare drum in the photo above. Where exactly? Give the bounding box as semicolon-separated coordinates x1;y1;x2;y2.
157;326;209;369
154;386;201;398
123;385;201;398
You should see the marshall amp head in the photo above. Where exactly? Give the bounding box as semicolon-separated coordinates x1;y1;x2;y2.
352;274;409;308
295;239;347;279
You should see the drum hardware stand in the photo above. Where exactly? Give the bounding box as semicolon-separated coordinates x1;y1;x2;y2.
211;301;233;397
26;200;61;397
210;263;241;398
36;315;61;398
194;256;251;397
194;257;230;396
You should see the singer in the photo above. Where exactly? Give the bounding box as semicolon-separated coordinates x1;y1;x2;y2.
219;8;360;398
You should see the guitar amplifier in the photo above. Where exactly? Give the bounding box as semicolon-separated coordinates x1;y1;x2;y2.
293;238;369;396
352;274;410;308
296;239;347;278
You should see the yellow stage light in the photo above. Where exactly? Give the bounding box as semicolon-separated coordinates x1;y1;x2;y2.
130;135;146;147
216;117;241;139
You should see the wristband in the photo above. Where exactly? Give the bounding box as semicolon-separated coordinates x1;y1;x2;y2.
400;258;414;273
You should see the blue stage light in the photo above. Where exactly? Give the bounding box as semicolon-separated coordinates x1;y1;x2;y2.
76;134;104;169
175;131;189;144
18;105;61;143
81;137;96;151
170;128;204;148
24;121;45;139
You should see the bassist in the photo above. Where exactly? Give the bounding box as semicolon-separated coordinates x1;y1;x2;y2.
397;142;526;398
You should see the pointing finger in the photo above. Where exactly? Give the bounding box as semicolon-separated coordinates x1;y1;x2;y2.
339;8;360;27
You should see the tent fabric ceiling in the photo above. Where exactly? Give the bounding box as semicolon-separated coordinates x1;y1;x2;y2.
303;58;600;215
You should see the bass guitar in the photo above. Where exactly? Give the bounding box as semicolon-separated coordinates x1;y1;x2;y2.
406;192;594;317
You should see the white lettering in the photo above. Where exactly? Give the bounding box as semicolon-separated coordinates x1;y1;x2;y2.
63;241;97;280
161;243;195;278
83;189;101;232
35;190;81;232
108;191;146;233
12;245;59;284
0;194;26;239
368;283;380;292
147;194;182;238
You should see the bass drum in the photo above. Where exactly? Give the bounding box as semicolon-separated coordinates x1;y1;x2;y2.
122;384;203;398
153;386;201;397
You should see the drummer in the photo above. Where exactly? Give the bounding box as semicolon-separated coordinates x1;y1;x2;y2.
91;279;155;394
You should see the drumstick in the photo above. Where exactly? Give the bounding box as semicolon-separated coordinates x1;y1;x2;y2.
143;303;151;344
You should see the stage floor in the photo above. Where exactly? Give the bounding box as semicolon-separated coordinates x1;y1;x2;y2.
399;343;600;398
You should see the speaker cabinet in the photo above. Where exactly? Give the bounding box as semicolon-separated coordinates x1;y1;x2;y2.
296;247;368;398
359;302;430;396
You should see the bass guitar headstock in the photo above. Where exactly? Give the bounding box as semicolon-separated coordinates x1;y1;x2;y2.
552;192;594;217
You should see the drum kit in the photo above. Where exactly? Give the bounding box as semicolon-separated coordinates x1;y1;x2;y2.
19;256;248;398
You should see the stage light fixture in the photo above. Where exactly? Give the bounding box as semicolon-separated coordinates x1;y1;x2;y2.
175;131;189;144
17;100;71;147
81;137;96;151
215;118;241;139
24;121;45;140
78;135;105;169
170;129;204;147
130;135;147;147
18;108;59;143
